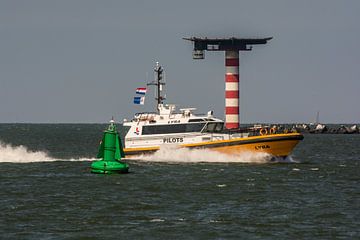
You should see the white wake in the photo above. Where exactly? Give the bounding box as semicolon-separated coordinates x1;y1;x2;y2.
128;145;273;163
0;142;55;163
0;142;296;164
0;142;95;163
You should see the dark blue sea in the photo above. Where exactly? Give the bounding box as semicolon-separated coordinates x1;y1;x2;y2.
0;124;359;239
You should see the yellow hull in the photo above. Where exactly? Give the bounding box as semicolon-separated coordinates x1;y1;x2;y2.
124;133;303;157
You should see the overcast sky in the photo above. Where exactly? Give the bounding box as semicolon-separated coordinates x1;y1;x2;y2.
0;0;359;123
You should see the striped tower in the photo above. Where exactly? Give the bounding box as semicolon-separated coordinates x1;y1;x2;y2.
225;50;239;129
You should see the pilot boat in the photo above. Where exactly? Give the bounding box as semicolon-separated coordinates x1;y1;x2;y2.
122;63;303;158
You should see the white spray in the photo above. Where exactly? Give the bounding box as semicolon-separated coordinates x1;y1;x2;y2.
0;142;296;164
0;142;96;163
129;145;273;163
0;142;54;163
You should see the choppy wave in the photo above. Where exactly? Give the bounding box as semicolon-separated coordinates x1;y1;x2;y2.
271;155;300;163
0;142;95;163
129;145;274;163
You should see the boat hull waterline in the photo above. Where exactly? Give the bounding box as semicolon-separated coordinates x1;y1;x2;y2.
124;133;303;158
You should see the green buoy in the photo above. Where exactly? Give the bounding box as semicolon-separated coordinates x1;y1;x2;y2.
91;119;129;174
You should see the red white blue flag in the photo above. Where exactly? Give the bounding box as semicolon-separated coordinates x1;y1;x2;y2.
136;87;147;95
134;96;145;105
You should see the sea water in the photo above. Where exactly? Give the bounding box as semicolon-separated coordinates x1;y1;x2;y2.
0;124;359;239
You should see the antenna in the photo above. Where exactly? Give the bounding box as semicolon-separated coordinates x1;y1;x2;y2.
316;111;320;124
145;71;149;83
147;62;166;111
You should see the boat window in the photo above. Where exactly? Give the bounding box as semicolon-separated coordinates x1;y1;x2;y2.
188;119;205;122
142;123;206;135
186;123;206;132
215;123;224;132
205;123;216;132
204;122;224;133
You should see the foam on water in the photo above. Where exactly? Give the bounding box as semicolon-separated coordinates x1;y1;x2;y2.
0;142;95;163
0;142;55;163
270;155;299;163
0;141;297;164
130;145;273;163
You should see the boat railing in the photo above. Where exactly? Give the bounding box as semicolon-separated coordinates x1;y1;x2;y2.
224;125;298;136
133;112;158;122
224;127;257;136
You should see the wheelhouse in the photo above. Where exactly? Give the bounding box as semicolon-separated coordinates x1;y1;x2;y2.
142;122;206;135
140;120;224;135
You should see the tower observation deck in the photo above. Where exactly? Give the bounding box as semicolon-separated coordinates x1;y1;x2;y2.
184;37;272;129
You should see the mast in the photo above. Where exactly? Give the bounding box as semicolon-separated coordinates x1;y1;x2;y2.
147;62;166;111
316;111;320;124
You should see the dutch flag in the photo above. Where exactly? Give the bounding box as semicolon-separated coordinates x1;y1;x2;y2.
134;96;145;105
136;87;147;95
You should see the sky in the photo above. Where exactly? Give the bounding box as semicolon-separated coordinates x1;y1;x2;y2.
0;0;359;123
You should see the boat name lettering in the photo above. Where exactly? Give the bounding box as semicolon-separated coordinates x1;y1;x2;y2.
168;120;181;124
255;145;270;150
163;137;184;143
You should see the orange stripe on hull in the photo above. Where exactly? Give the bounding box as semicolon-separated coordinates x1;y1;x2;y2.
124;133;303;158
209;139;301;157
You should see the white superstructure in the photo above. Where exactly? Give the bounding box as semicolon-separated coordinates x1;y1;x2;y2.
123;103;248;149
123;62;248;150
